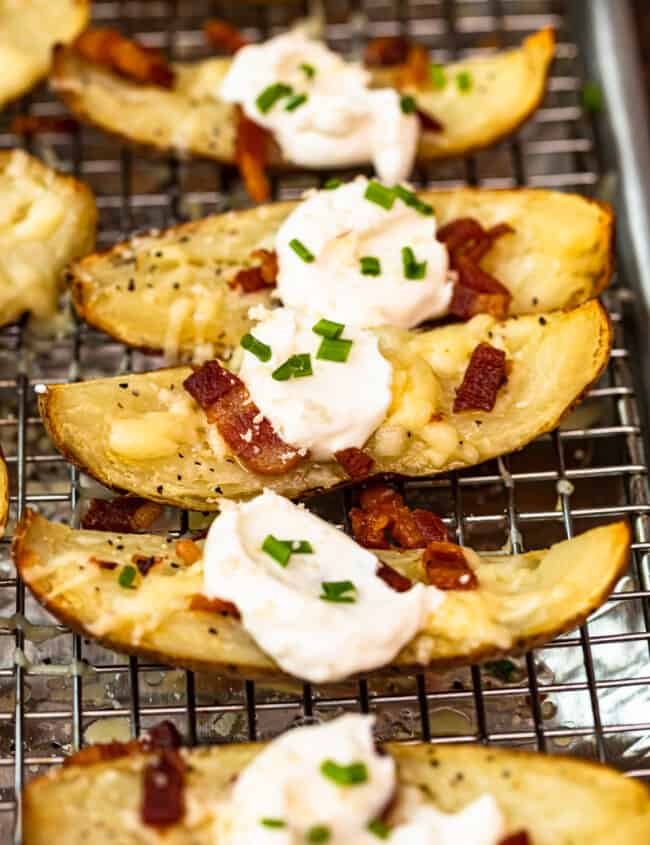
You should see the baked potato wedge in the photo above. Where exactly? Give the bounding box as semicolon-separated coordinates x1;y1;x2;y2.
50;29;554;168
70;188;613;357
38;301;611;507
0;448;8;536
0;150;97;327
13;511;629;680
0;0;89;109
23;739;650;845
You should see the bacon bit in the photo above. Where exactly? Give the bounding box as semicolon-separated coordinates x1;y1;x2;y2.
81;496;163;533
63;740;141;767
364;36;412;67
376;562;413;593
497;833;531;845
453;342;507;413
416;108;444;132
335;448;375;480
73;29;175;88
175;539;202;565
228;249;278;293
395;43;431;88
422;541;478;590
235;107;271;204
203;18;249;54
141;749;186;828
132;554;161;576
89;557;119;571
351;484;450;550
10;115;79;135
411;509;451;545
141;720;182;752
189;594;241;620
184;359;240;408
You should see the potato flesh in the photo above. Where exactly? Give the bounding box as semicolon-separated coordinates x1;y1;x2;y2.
70;188;612;357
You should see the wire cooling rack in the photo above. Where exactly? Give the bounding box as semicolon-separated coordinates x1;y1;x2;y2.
0;0;649;841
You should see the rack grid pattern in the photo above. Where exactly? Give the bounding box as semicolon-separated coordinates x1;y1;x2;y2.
0;0;649;841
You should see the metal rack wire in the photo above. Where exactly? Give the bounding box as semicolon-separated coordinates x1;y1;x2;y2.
0;0;649;841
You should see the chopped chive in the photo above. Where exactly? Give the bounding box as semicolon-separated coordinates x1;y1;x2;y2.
307;826;331;843
262;534;292;567
323;178;343;190
320;758;368;784
580;81;603;113
400;94;417;114
299;62;316;79
261;818;287;829
456;70;472;92
256;82;293;113
272;353;313;381
316;337;353;363
285;93;308;111
360;256;381;276
393;184;433;216
430;63;446;89
287;540;314;554
312;318;344;340
289;238;315;263
368;819;390;839
485;659;517;683
118;564;137;589
364;180;395;210
241;332;272;362
320;580;356;603
401;246;427;280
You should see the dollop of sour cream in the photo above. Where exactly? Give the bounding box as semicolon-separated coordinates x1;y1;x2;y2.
220;32;419;183
239;306;392;461
220;714;506;845
275;177;452;329
202;490;443;682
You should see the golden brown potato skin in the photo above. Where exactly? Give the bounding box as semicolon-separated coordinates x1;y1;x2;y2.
0;447;8;537
37;302;612;507
23;738;650;845
49;29;554;168
69;188;613;357
13;512;629;681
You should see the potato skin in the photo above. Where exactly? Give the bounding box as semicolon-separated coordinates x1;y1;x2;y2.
22;737;650;845
0;448;8;537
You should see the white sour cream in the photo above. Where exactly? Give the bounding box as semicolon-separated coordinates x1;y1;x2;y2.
219;714;506;845
202;491;442;682
275;177;452;329
219;32;419;183
239;306;392;461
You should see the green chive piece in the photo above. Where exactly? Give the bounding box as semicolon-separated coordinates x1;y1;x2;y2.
288;540;314;554
262;534;292;567
312;318;344;340
316;337;353;363
580;81;603;113
320;580;356;603
400;94;417;114
430;63;446;88
360;256;381;276
307;826;331;843
320;757;368;784
118;564;137;589
241;332;272;362
368;819;390;839
456;70;472;92
272;353;313;381
323;178;343;190
485;659;517;683
393;184;433;216
289;238;315;263
299;62;316;79
401;246;427;280
364;180;395;210
285;93;308;112
261;818;287;829
256;82;293;113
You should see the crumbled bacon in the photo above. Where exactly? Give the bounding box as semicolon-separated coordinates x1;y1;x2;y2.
81;496;162;533
497;833;531;845
363;36;412;67
235;108;271;204
376;562;413;593
351;485;450;550
395;43;431;88
183;359;239;408
228;249;278;293
132;554;161;576
141;721;182;751
73;29;175;88
335;448;375;480
453;342;507;413
175;539;202;565
141;750;185;827
203;18;249;54
422;541;478;590
190;594;241;620
10;115;79;135
90;557;119;571
437;217;514;319
416;109;444;132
